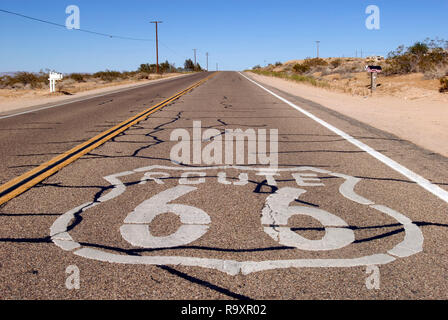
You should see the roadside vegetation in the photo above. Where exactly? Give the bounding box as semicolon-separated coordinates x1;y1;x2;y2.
248;38;448;94
0;58;202;91
183;59;203;72
249;56;362;89
441;77;448;93
0;71;48;89
385;39;448;93
384;39;448;79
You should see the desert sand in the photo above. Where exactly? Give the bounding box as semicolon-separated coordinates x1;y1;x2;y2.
246;72;448;158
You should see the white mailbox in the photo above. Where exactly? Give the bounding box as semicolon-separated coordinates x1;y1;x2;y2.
49;72;63;93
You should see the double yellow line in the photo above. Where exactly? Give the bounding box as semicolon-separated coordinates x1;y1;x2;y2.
0;72;217;206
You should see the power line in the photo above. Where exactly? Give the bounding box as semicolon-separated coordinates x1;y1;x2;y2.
0;8;153;42
159;41;179;54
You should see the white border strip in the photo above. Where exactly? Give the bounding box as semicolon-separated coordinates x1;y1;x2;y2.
239;72;448;204
51;165;423;273
0;73;195;120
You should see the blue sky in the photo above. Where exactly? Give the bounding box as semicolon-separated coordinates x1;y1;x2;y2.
0;0;447;73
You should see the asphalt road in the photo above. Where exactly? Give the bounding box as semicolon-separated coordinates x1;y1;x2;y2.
1;71;448;300
0;72;209;184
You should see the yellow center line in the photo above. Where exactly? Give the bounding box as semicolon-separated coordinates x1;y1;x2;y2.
0;72;217;206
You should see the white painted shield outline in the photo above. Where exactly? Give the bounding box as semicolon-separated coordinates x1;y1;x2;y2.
50;165;423;276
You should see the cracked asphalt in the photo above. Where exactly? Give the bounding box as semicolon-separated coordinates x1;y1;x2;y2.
1;71;448;300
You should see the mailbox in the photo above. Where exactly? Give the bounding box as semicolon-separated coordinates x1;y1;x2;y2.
365;66;382;93
48;72;63;93
365;65;382;73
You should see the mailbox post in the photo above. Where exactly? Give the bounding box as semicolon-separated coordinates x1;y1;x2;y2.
365;65;382;94
48;72;63;93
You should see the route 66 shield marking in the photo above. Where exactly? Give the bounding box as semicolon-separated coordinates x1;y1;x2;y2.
50;165;423;276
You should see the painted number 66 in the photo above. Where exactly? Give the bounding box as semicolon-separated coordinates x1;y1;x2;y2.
120;186;356;251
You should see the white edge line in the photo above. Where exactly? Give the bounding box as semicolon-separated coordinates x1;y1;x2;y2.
0;73;195;120
239;72;448;204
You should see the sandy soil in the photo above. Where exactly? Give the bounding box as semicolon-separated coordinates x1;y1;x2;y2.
0;73;187;115
266;57;448;99
246;72;448;158
320;71;447;99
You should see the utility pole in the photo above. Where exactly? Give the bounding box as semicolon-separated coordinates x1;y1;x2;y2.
193;49;197;67
206;52;209;71
150;21;163;73
216;63;218;71
316;41;320;58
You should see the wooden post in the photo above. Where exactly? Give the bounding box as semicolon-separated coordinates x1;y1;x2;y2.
371;72;377;93
150;21;163;74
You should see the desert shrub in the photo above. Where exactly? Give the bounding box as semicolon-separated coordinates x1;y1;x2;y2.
138;61;176;74
69;73;89;82
275;61;283;66
252;65;261;70
2;72;48;88
138;63;157;73
440;77;448;93
121;71;139;79
293;63;311;74
417;47;448;73
0;76;6;88
12;82;25;89
194;63;203;72
14;72;39;87
423;65;448;79
303;58;328;68
184;59;195;71
136;72;150;80
160;60;176;73
408;42;429;56
384;54;414;75
293;58;329;74
330;59;342;68
385;39;448;75
93;70;124;82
